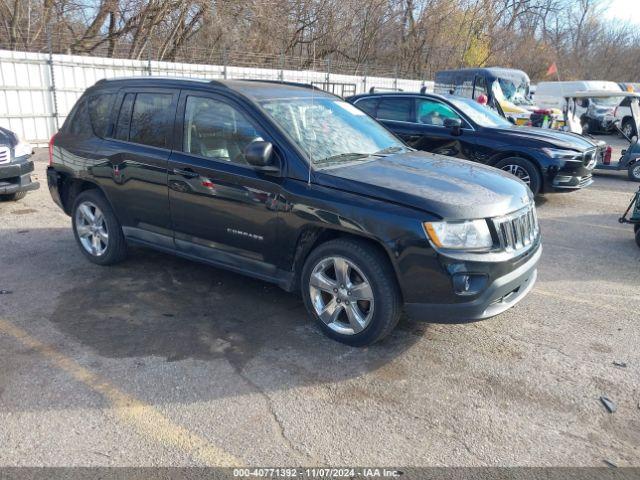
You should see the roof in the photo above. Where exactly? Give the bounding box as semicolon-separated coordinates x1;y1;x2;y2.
347;91;454;102
92;76;334;100
435;67;530;81
563;90;640;98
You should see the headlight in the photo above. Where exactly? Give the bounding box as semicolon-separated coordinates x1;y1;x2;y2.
541;148;582;160
13;141;33;158
424;220;493;251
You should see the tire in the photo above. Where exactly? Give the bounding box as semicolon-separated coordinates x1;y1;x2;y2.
72;189;127;265
494;157;542;195
301;238;402;347
0;191;27;201
628;162;640;182
581;120;590;135
636;229;640;249
622;118;637;139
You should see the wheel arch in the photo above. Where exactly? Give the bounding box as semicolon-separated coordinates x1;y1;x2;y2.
58;175;107;215
288;226;401;295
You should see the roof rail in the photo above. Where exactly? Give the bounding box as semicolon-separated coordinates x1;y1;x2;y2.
369;86;404;94
239;79;324;91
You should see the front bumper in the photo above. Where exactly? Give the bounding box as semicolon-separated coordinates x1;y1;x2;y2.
0;157;40;195
404;243;541;323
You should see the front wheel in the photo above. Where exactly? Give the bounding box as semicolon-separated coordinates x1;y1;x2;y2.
0;191;27;201
494;157;542;195
628;163;640;182
301;238;402;346
72;189;127;265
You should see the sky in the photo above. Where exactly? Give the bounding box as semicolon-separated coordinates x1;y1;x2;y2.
604;0;640;25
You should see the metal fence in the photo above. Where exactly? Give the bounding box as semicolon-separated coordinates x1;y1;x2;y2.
0;48;434;145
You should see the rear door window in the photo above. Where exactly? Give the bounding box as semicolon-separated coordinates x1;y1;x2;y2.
114;93;135;141
354;98;379;116
129;93;174;148
377;97;413;122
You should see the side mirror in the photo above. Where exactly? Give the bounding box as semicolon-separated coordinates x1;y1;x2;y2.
245;141;278;172
443;117;462;135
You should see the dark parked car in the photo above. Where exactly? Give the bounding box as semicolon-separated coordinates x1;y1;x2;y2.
0;126;39;201
347;92;605;195
48;78;541;346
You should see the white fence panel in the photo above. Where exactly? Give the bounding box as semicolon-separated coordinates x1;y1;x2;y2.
0;49;431;145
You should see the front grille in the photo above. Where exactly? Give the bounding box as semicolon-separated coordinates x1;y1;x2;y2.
583;148;597;169
0;146;9;165
491;205;539;253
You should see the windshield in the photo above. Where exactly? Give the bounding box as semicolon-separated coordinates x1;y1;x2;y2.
448;97;513;128
259;97;406;167
592;96;624;107
495;78;531;106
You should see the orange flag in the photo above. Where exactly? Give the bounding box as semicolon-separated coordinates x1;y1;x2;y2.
546;62;558;77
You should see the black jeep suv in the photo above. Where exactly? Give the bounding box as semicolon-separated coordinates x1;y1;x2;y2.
347;92;604;195
47;78;541;346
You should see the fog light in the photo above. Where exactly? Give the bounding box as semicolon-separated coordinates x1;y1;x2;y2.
553;176;573;185
452;273;488;296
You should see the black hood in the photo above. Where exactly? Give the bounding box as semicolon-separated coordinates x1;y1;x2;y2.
316;151;532;219
488;126;598;151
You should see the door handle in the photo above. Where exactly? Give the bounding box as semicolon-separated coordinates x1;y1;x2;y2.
172;168;199;178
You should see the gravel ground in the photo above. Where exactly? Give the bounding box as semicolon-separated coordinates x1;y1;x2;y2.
0;141;638;467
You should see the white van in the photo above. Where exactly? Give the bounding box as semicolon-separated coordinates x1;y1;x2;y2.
535;81;622;110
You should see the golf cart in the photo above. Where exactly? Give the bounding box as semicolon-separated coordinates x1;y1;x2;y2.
619;186;640;247
564;91;640;181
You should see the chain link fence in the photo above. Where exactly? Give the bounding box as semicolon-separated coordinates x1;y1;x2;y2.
0;30;433;144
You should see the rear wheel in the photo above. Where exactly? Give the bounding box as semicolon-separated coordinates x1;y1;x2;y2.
635;228;640;248
72;189;127;265
0;191;27;201
301;238;401;346
495;157;542;195
628;162;640;182
622;118;637;139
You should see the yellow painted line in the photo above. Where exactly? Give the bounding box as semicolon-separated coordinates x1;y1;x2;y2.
0;319;242;466
534;288;638;317
540;217;629;232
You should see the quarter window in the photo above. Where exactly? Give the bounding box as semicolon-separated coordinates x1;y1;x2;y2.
67;93;115;138
377;98;413;122
416;99;461;126
183;96;266;165
87;93;115;137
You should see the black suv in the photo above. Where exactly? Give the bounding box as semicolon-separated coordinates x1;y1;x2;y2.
0;127;39;201
348;92;604;195
47;78;541;346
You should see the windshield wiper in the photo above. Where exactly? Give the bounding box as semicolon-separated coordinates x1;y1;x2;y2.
374;145;411;155
315;152;372;165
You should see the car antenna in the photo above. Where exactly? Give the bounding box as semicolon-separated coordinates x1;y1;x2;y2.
308;42;316;187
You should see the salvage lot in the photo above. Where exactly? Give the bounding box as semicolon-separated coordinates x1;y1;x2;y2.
0;142;639;466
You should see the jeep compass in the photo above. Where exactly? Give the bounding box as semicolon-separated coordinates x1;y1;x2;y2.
47;78;541;346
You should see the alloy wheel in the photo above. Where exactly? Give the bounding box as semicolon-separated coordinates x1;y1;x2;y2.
75;201;109;256
501;164;531;185
309;256;374;335
633;164;640;180
623;123;634;138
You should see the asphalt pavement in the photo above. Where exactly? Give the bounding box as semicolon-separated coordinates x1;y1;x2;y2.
0;141;638;467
